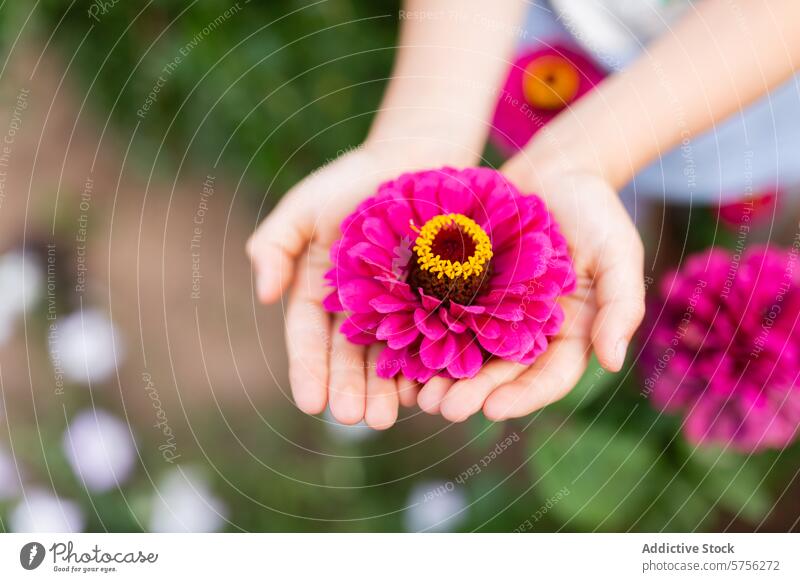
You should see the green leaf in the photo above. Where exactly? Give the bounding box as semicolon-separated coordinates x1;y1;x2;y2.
529;418;662;530
636;470;713;532
467;414;504;450
683;443;773;523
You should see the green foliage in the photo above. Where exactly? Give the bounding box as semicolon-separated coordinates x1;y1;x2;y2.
636;468;712;532
528;416;665;530
10;2;788;535
683;443;773;523
37;0;398;208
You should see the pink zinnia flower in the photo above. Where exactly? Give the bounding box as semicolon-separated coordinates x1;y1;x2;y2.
323;167;575;383
490;44;606;154
717;189;779;229
643;245;800;452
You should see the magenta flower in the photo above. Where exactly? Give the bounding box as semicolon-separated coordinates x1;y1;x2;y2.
643;246;800;452
323;167;576;383
490;44;606;154
717;188;779;229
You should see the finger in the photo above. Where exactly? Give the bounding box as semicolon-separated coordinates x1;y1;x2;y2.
285;246;331;415
592;232;646;372
440;360;527;423
417;376;454;415
483;337;589;420
364;345;399;430
397;375;420;408
328;313;367;425
247;193;313;303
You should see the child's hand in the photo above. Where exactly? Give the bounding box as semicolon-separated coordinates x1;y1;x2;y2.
248;0;524;427
247;143;469;428
416;165;645;421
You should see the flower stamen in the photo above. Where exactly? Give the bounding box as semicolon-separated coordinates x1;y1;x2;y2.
412;213;493;280
407;213;493;304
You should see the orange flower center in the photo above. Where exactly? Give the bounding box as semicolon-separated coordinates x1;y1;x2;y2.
522;55;580;111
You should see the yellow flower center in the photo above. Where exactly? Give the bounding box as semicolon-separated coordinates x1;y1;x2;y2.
412;213;493;280
522;55;580;111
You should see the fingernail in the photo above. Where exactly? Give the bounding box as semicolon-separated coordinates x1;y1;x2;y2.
615;339;628;367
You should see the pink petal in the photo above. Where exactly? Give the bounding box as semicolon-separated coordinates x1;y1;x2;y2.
411;176;445;223
493;233;553;285
362;217;398;249
440;308;467;333
338;278;386;313
401;348;438;383
348;242;393;272
370;294;415;313
377;313;420;349
476;325;522;358
417;289;442;311
468;314;503;340
386;202;416;239
419;334;458;370
438;176;474;216
323;290;344;311
447;338;483;378
414;308;448;340
476;292;525;321
340;314;379;344
377;347;404;378
449;301;485;316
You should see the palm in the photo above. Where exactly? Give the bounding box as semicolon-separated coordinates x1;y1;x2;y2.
416;171;645;421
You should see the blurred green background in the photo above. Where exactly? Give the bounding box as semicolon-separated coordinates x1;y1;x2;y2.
0;0;796;534
38;0;398;207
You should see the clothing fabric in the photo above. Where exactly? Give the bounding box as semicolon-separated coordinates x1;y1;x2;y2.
520;0;800;204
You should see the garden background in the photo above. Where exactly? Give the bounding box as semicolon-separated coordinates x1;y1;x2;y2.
0;0;797;532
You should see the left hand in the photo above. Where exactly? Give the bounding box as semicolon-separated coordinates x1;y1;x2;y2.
416;163;646;421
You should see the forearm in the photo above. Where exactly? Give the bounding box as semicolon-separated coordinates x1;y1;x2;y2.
522;0;800;190
367;0;526;165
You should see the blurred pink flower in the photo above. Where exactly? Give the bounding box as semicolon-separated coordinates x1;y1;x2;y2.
490;44;606;154
643;245;800;451
324;167;575;383
717;189;779;228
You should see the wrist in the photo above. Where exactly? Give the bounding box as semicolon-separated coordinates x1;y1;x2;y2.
502;143;618;203
510;127;625;192
363;119;483;169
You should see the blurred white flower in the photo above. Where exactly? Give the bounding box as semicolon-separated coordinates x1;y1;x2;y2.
0;445;22;500
49;308;124;385
0;251;43;344
149;467;227;533
62;409;136;492
9;488;85;532
404;480;468;532
323;408;375;443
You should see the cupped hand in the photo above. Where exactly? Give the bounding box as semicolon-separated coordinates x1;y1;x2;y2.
417;164;646;422
247;143;471;428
